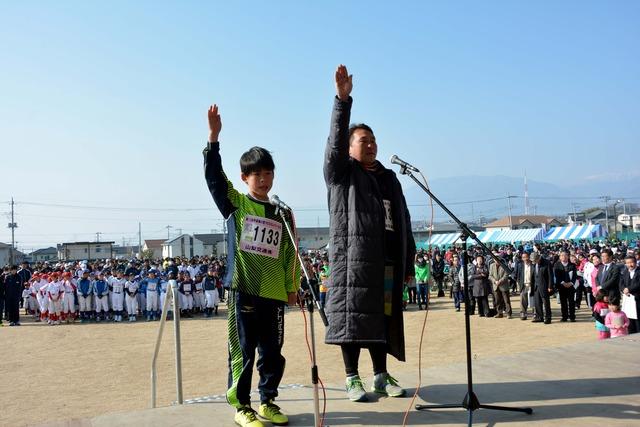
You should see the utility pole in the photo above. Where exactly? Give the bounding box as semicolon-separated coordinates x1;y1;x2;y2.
96;232;102;242
571;202;578;224
222;220;227;256
8;198;18;265
166;225;172;239
601;196;611;234
524;171;530;215
507;194;514;229
138;222;142;259
471;203;475;224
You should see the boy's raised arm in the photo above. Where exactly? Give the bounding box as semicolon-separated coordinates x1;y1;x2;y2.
203;103;241;218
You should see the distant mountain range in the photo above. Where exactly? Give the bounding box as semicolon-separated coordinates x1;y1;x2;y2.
402;174;640;224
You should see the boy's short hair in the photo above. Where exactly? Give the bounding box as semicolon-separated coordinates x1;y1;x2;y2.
349;123;374;142
240;147;275;175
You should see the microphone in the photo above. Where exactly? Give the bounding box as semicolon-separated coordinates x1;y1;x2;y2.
269;194;292;211
390;155;420;172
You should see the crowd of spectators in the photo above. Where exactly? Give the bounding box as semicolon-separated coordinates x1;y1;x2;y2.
1;240;638;338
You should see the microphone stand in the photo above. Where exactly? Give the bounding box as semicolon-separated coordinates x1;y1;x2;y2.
277;207;328;427
395;165;532;426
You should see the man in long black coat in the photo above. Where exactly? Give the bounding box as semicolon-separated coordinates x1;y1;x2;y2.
531;253;553;324
4;265;23;326
598;249;621;300
324;65;415;402
620;255;640;334
553;251;577;322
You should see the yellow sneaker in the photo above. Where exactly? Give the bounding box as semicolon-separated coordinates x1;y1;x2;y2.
234;406;265;427
258;400;289;426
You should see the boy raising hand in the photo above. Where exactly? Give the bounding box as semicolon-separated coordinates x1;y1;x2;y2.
204;104;300;427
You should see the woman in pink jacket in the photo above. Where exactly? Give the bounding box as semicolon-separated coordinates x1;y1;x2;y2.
590;253;603;298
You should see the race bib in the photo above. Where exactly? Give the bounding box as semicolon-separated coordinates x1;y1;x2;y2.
383;199;394;231
240;215;282;259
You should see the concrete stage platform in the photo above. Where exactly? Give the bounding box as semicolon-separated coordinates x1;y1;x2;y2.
44;336;640;426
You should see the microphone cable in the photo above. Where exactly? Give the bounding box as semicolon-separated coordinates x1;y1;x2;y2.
402;170;435;427
289;211;328;427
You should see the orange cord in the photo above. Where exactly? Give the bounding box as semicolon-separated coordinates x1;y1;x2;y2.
290;210;327;427
403;173;435;426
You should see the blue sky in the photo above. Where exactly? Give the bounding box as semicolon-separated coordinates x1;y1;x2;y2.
1;1;639;250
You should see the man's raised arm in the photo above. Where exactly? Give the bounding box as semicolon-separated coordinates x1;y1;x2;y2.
324;64;353;185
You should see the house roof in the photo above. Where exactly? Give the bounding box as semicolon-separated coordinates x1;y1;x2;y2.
59;241;115;246
585;209;606;220
295;227;330;238
193;233;225;245
143;239;165;250
30;247;57;255
164;234;205;245
0;242;11;249
485;215;559;228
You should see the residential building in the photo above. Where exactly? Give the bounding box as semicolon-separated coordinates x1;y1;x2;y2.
484;215;563;232
194;233;226;256
29;247;58;262
162;235;206;258
142;239;165;259
296;227;330;251
57;242;115;261
618;214;640;232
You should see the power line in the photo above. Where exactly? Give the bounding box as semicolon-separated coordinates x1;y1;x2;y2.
17;201;214;212
14;196;640;212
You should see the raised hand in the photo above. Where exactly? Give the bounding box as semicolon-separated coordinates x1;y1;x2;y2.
208;104;222;142
335;64;353;101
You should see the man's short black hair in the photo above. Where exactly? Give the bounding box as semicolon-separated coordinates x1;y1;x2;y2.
602;249;613;258
348;123;374;142
240;146;275;175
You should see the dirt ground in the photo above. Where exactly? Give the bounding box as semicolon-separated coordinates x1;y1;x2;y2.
1;293;595;426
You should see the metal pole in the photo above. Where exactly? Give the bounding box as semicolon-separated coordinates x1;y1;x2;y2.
602;196;610;234
139;222;142;259
9;198;16;265
507;195;513;229
224;220;227;256
279;209;326;427
151;282;174;408
171;280;184;404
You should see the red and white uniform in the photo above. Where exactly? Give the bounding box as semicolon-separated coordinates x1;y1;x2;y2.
36;279;50;321
61;279;77;321
47;280;64;324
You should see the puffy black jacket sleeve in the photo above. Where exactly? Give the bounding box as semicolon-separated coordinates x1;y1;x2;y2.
324;96;353;185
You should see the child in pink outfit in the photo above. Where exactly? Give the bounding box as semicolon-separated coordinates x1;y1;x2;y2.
604;299;630;338
592;290;610;340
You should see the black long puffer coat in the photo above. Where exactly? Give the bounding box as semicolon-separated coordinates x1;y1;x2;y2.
323;96;415;361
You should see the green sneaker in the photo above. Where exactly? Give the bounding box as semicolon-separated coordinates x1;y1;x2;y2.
372;373;406;397
234;406;265;427
345;375;368;402
258;400;289;425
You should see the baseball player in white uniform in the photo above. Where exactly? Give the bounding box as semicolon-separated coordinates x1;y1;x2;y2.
109;271;126;322
125;273;139;322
